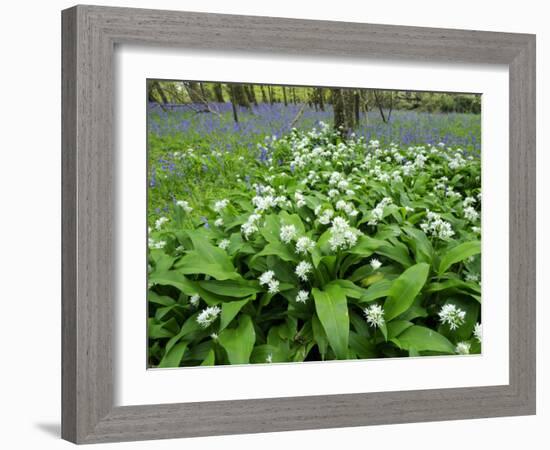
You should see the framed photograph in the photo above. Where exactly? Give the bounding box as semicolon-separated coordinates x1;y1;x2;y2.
62;5;536;444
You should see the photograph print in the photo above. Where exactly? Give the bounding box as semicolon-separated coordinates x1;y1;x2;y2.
146;80;482;368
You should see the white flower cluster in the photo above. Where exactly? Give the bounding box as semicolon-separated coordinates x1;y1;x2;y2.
148;238;166;250
448;151;466;170
368;197;393;226
420;210;455;239
474;322;482;343
364;304;385;328
455;341;471;355
213;198;229;212
295;236;315;255
317;208;334;225
218;239;230;250
295;290;309;303
463;206;479;222
279;224;297;243
328;217;361;252
196;305;221;328
438;304;466;330
155;216;169;230
294;191;306;208
370;258;382;270
214;218;224;227
259;270;280;294
335;200;358;217
176;200;193;213
241;213;262;239
189;293;200;306
295;261;313;281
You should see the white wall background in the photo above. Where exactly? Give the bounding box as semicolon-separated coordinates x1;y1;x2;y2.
0;1;546;448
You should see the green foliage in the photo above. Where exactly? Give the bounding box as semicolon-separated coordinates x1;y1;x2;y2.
147;120;482;367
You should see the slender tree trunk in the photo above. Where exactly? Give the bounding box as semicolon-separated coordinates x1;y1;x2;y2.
229;85;239;123
331;88;356;134
292;88;297;104
268;86;274;104
282;86;288;106
318;88;325;112
213;83;225;102
260;85;268;103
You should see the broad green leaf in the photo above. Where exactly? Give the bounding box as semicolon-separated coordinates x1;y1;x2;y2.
349;331;377;359
376;242;413;267
158;342;188;368
347;235;387;256
149;271;197;295
198;280;261;297
387;320;414;338
176;251;241;280
325;279;368;299
403;226;433;264
220;298;250;331
148;291;176;307
148;317;178;339
438;241;481;274
359;279;393;303
392;325;455;353
201;349;216;366
253;241;298;263
218;315;256;364
384;262;430;321
312;314;328;359
260;214;282;244
312;285;349;360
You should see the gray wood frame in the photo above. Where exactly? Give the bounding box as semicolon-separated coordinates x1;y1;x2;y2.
62;4;536;444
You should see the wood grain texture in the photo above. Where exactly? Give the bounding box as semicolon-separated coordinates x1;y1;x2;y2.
61;4;536;444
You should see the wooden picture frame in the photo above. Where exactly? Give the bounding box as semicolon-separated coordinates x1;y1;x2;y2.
61;5;536;444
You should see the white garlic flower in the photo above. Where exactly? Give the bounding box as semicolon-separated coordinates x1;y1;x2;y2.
295;236;315;255
280;224;297;244
370;258;382;270
213;199;229;212
438;304;466;330
295;290;309;304
455;341;471;355
474;322;482;343
189;293;200;307
364;304;385;328
196;306;221;328
295;261;313;281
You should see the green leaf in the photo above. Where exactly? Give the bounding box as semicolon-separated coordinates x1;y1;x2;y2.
349;331;377;359
392;326;455;354
359;279;393;303
402;226;433;264
252;241;298;263
311;314;328;359
201;349;215;366
376;242;413;267
438;241;481;274
158;342;188;368
312;285;350;360
198;280;261;297
149;271;197;295
387;320;414;338
325;279;367;299
220;298;250;331
176;251;241;280
384;262;430;321
218;315;256;364
175;231;240;280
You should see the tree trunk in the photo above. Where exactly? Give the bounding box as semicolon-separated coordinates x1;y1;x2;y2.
260;85;268;103
232;84;251;108
229;85;239;123
213;83;225;102
186;82;202;103
246;85;258;106
318;88;325;112
331;88;356;135
282;86;288;106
